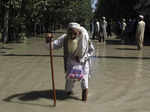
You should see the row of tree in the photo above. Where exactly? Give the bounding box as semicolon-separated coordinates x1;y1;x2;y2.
95;0;150;40
0;0;93;43
95;0;150;20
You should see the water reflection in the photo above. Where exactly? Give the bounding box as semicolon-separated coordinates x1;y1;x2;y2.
135;51;143;78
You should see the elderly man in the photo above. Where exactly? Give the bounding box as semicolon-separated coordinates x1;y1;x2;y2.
136;15;146;50
46;22;95;102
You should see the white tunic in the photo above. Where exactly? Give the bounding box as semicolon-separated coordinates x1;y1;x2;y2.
48;27;95;90
136;20;145;49
51;27;94;74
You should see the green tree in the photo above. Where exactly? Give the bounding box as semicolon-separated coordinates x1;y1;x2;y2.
0;0;93;42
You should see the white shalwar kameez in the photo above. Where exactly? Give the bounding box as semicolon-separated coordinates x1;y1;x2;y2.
48;24;95;92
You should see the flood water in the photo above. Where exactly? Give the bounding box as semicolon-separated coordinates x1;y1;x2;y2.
0;37;150;112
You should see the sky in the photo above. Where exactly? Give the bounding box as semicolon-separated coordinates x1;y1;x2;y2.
91;0;98;12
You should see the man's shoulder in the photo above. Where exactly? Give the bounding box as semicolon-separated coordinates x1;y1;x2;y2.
80;26;88;33
138;21;145;25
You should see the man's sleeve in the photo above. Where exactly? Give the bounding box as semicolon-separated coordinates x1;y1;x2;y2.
52;34;66;49
46;34;66;49
88;40;95;57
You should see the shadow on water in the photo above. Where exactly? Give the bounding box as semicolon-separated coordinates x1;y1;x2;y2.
0;47;13;50
96;56;150;60
2;54;63;57
0;51;6;53
2;53;150;60
106;39;122;45
106;38;150;46
106;39;136;45
116;48;137;50
3;89;80;107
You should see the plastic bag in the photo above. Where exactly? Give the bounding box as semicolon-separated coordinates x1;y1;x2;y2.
68;64;84;81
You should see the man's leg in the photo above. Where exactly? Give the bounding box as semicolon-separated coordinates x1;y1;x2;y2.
99;32;102;42
81;75;88;101
92;31;96;40
65;78;75;95
82;88;88;101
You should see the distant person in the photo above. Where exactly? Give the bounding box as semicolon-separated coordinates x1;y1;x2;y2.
90;19;94;38
95;19;100;40
136;15;146;50
120;18;127;42
46;22;95;102
92;19;97;40
99;16;107;42
107;19;112;38
126;19;133;42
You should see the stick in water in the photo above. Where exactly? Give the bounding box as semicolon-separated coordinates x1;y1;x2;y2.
49;35;56;106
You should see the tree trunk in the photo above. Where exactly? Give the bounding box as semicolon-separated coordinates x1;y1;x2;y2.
3;7;9;43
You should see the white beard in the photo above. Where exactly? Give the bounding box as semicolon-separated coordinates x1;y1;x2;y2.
68;38;79;56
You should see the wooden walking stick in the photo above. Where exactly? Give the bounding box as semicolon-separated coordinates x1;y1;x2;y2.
48;34;56;106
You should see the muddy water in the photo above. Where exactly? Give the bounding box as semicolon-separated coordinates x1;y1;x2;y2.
0;38;150;112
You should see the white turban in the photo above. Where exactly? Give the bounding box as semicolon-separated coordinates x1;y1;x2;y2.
68;22;81;30
102;16;105;20
139;15;144;19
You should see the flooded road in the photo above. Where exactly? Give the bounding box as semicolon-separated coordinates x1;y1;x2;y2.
0;38;150;112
